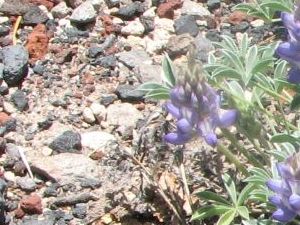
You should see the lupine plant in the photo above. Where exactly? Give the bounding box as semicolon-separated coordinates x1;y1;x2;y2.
136;1;300;224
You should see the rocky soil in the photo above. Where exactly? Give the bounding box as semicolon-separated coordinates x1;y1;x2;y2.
0;0;284;224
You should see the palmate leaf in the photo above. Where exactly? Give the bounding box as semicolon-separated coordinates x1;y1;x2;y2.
291;94;300;111
237;184;255;206
270;133;300;144
162;53;176;88
237;206;249;220
191;205;232;221
260;1;292;13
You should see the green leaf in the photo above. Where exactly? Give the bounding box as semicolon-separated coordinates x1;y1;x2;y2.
162;54;176;88
222;174;237;205
196;191;230;205
291;94;300;111
252;59;273;74
144;88;170;100
237;184;255;206
222;50;244;73
270;133;300;144
237;206;249;220
191;205;231;221
239;33;250;57
260;2;292;13
221;35;239;53
227;81;244;99
137;82;169;91
217;208;236;225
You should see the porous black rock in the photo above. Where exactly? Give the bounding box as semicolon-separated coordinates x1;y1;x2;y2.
11;90;29;111
49;130;82;153
113;2;144;20
23;6;49;25
72;203;87;219
115;84;144;102
2;45;29;87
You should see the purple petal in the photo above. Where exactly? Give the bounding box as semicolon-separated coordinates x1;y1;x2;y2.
289;194;300;210
276;42;300;67
267;180;284;193
277;163;293;179
272;208;296;222
269;195;283;208
170;86;185;105
287;67;300;84
203;133;218;147
164;132;190;145
218;110;238;128
176;118;193;133
180;107;197;125
281;12;300;42
165;102;181;119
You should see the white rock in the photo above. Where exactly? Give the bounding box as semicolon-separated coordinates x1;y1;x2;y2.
90;102;106;122
51;1;71;19
106;103;143;127
154;18;174;32
81;131;118;152
0;16;9;24
70;1;96;24
4;171;15;183
145;29;172;54
87;0;105;11
121;19;145;36
83;107;96;124
3;101;16;114
181;0;210;17
251;19;264;27
143;7;156;18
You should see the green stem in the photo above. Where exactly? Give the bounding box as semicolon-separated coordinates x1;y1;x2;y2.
217;143;249;176
221;129;265;169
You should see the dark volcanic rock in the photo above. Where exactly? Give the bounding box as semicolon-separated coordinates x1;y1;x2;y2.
91;55;117;68
115;84;144;102
174;15;199;37
105;0;120;8
2;45;29;87
113;2;144;20
51;192;98;207
11;90;29;111
72;203;87;219
49;130;82;153
207;0;221;11
0;26;10;37
23;6;49;25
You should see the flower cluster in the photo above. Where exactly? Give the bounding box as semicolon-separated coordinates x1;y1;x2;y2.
164;64;238;147
267;152;300;222
276;9;300;83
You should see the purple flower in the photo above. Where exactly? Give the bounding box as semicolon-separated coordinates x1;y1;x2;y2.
164;78;238;147
267;152;300;222
276;11;300;84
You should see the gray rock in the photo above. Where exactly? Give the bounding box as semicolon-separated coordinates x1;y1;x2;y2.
121;19;145;36
70;1;96;24
174;15;199;37
207;0;221;11
11;90;29;111
72;203;87;219
16;177;36;192
80;178;101;189
140;16;154;34
100;94;117;106
51;2;71;19
30;153;99;185
0;63;4;80
194;34;214;63
49;130;82;153
105;0;119;8
20;218;55;225
117;50;152;68
23;6;48;25
166;33;194;58
134;64;162;83
115;84;144;102
106;103;143;127
88;45;104;58
231;21;250;33
206;29;221;42
51;192;98;207
114;2;144;20
81;131;118;152
0;0;31;16
181;0;210;17
2;45;29;87
91;55;117;68
0;179;6;193
0;25;9;37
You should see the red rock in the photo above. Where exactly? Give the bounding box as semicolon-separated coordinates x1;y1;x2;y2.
25;24;49;64
101;15;121;35
14;208;25;218
0;112;11;126
157;0;182;19
82;73;95;85
228;11;248;25
20;194;43;215
27;0;59;10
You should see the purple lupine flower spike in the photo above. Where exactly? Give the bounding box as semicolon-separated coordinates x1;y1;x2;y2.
267;152;300;222
164;57;238;147
276;6;300;84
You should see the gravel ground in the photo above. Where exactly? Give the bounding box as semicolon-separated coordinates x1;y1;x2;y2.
0;0;285;224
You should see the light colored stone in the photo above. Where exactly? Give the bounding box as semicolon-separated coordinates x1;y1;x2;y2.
181;0;210;17
143;7;156;18
87;0;105;11
81;131;118;152
121;19;145;36
3;101;17;114
154;18;174;32
117;50;152;68
250;19;264;27
90;102;106;122
106;103;143;127
4;171;15;183
30;153;100;185
51;1;71;18
70;1;96;24
83;107;96;124
144;29;172;54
